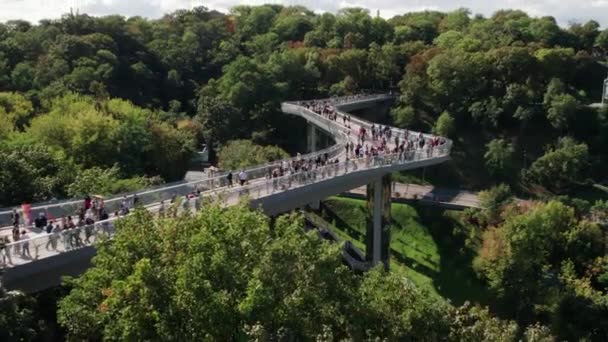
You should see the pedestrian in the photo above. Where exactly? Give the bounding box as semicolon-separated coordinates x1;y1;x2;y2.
34;212;47;231
0;236;11;266
84;195;92;210
45;219;54;234
133;193;140;207
226;172;233;187
12;225;20;255
158;200;165;217
11;209;20;227
120;196;129;216
238;170;248;186
182;195;190;212
21;230;31;258
61;218;71;250
194;195;201;211
46;222;60;251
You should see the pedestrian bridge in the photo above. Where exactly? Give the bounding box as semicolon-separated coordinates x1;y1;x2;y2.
1;94;452;292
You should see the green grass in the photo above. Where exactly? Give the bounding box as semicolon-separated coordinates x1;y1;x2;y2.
320;197;490;306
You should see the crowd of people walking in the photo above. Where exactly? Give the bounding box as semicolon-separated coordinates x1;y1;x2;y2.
1;94;450;268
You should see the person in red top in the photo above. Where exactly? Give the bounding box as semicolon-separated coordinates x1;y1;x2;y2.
84;195;92;210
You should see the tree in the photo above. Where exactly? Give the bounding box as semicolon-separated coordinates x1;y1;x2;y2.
146;120;196;180
439;8;471;32
0;288;47;341
474;201;576;318
10;62;35;91
434;111;455;137
0;143;74;206
0;92;34;130
526;137;589;193
478;183;513;224
66;166;161;198
534;48;575;80
594;29;608;53
547;94;578;130
484;139;515;177
474;198;606;331
391;105;416;127
217;139;288;170
58;204;455;340
272;11;314;41
448;302;519;341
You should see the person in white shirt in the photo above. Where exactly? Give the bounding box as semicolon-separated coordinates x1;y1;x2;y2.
238;170;248;186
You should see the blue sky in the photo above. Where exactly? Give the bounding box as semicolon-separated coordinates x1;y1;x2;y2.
1;0;607;27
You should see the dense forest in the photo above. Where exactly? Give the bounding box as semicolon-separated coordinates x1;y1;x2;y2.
2;6;608;203
1;4;608;341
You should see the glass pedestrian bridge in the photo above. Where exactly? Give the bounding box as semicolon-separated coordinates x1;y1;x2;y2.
0;94;452;291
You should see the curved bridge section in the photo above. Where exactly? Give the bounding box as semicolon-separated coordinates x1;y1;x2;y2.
0;94;452;292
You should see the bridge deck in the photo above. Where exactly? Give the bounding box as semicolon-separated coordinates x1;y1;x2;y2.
1;94;453;291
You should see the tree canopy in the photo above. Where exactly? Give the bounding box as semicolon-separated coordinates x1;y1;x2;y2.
57;203;548;340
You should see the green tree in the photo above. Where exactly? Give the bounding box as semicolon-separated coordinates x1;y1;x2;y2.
474;199;604;327
594;29;608;52
448;302;519;341
10;62;35;91
0;92;34;130
58;204;460;340
547;94;578;130
484;139;515;177
217;139;288;170
391;105;416;127
0;288;47;341
526;137;589;193
434;111;455;137
66;165;161;198
0;143;74;206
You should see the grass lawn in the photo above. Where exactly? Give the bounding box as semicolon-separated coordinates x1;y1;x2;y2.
320;196;490;306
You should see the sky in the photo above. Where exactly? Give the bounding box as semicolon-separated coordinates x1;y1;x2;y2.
1;0;608;27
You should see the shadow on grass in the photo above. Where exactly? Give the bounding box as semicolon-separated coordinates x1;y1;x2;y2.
320;201;365;244
320;198;491;307
417;206;491;306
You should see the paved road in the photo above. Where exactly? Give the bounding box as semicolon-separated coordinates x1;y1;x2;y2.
347;183;482;209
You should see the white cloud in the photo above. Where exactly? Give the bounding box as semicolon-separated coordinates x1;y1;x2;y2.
1;0;608;27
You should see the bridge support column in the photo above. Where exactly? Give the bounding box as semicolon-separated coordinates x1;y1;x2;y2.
307;122;317;152
365;174;392;269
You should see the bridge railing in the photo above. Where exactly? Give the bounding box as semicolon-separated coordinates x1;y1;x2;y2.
0;111;349;228
0;94;384;227
2;141;451;267
1;94;454;267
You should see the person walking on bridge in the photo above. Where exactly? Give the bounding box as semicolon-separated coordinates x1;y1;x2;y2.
0;236;11;266
11;209;20;227
12;225;20;255
34;212;47;231
21;230;31;258
239;170;248;186
226;172;233;187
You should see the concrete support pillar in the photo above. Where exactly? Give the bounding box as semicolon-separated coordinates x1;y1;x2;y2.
307;122;317;152
365;174;392;269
